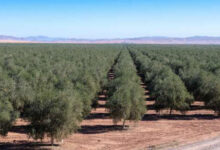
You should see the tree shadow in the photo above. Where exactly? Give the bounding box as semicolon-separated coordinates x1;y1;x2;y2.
1;126;58;150
85;113;110;120
190;105;207;110
0;142;58;150
146;97;155;101
146;104;208;111
9;125;27;135
78;125;127;134
142;114;219;121
97;98;107;101
97;104;106;108
146;104;155;110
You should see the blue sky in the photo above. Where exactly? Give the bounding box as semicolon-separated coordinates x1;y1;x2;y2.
0;0;220;39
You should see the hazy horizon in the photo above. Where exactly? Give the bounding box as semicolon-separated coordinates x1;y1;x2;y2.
1;0;220;39
2;35;220;40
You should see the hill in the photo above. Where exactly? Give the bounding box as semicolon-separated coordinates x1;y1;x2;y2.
1;35;220;44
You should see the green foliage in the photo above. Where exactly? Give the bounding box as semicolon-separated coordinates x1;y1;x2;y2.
193;73;220;114
25;89;82;143
0;72;18;136
151;70;193;113
0;99;18;136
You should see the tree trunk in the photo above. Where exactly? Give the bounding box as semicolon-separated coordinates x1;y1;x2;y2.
169;108;173;116
51;136;54;146
158;110;161;115
122;119;126;129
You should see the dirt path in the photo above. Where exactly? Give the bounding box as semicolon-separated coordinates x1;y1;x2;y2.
166;136;220;150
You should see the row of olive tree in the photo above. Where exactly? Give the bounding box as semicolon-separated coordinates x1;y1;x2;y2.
0;72;18;136
130;50;193;114
106;50;146;128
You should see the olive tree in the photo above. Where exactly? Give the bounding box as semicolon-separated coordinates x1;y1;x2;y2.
152;71;193;114
0;99;18;136
0;73;18;136
26;89;82;145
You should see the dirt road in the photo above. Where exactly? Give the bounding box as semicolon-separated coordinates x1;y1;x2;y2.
166;136;220;150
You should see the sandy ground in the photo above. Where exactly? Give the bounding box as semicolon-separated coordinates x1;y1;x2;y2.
0;40;34;43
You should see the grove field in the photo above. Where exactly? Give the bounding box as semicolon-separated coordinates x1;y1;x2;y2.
0;44;220;150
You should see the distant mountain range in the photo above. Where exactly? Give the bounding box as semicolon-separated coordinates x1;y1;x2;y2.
1;35;220;44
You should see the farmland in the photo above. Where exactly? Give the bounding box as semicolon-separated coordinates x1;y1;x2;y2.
0;44;220;150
